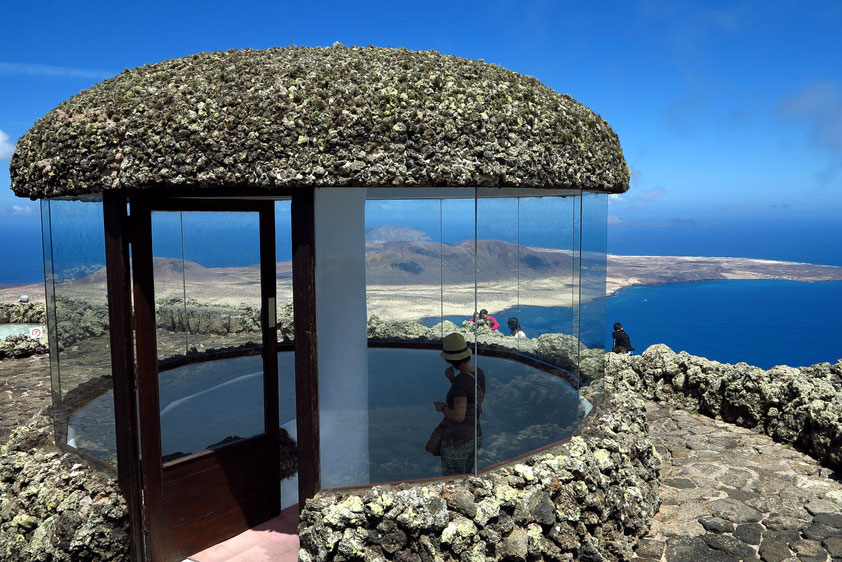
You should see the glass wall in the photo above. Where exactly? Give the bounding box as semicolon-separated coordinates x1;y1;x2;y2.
577;193;608;413
349;188;607;488
41;198;116;466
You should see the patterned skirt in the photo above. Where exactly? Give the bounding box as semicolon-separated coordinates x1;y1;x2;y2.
441;436;482;476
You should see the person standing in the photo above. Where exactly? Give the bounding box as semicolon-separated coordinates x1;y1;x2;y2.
434;333;486;476
612;322;634;354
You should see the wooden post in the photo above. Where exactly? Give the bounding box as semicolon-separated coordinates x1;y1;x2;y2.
260;201;281;514
102;193;145;561
291;188;321;506
129;201;166;560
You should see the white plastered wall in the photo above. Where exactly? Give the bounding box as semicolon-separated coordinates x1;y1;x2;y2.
313;187;370;488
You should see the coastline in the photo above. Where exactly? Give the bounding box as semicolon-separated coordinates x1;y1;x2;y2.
3;253;842;312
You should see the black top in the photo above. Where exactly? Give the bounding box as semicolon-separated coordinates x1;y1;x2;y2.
612;329;634;352
443;368;486;444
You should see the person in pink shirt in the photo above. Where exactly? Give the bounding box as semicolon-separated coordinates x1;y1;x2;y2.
470;309;500;333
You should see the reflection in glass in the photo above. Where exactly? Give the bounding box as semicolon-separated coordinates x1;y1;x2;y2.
578;193;608;412
41;198;116;466
365;198;444;341
151;211;265;460
159;356;265;461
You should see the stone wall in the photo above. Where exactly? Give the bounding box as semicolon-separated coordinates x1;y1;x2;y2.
298;390;661;561
607;344;842;471
0;302;46;324
0;415;129;561
0;303;48;360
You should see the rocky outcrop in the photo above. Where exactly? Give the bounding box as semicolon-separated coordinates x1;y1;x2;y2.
607;344;842;471
0;303;49;360
0;303;46;324
298;390;660;561
0;334;48;360
0;415;129;561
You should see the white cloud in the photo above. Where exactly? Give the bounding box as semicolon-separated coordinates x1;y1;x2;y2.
0;61;113;80
12;205;34;215
0;129;13;160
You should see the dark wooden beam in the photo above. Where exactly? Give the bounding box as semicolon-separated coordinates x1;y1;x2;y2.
102;193;145;562
259;201;281;515
129;201;167;560
291;188;321;506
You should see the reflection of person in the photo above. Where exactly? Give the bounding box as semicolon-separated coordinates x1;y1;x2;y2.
470;309;500;332
434;333;486;476
507;317;526;338
612;322;634;354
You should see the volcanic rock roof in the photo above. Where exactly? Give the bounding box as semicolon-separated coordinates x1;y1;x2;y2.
10;45;629;199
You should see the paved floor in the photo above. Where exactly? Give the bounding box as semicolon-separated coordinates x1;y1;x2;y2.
186;505;300;562
635;401;842;562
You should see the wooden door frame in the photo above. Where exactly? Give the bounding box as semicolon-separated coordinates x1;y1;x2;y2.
128;198;279;560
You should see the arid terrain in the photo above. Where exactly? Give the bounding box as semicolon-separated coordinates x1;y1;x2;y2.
2;249;842;324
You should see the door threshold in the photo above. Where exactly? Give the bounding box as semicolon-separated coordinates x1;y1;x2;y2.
184;505;299;562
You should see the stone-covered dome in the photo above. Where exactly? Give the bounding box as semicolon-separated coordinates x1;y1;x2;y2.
10;46;629;199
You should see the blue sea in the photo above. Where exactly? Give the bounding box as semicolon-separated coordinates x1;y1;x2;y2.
2;217;840;369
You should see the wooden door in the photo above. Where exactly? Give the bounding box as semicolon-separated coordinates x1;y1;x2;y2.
131;200;279;561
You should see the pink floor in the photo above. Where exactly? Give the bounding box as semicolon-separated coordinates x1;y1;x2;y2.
187;505;299;562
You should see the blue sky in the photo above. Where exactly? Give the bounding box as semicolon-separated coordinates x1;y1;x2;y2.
1;1;841;249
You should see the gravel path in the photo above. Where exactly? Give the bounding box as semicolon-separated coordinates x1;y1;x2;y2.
636;400;842;562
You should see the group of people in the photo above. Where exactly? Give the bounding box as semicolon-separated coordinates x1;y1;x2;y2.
470;309;526;338
430;320;634;477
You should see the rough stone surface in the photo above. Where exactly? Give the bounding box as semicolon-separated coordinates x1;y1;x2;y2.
608;344;842;470
299;390;660;561
0;303;48;360
0;415;129;561
632;400;842;561
0;354;51;440
0;303;46;324
11;46;629;200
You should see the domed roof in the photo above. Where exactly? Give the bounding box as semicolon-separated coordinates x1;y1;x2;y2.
10;46;629;199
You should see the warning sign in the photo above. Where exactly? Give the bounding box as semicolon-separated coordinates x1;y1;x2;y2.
29;326;44;339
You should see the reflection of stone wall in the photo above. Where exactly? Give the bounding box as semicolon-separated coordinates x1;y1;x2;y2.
298;390;660;561
0;416;129;561
0;303;49;359
53;296;109;349
366;316;606;384
0;335;48;360
0;302;46;324
607;344;842;471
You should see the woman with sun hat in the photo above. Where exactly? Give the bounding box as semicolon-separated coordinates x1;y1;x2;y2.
434;332;487;476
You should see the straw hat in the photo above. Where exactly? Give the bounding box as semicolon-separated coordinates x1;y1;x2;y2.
440;333;472;361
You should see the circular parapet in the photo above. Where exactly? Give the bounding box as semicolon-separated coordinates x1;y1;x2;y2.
11;46;629;199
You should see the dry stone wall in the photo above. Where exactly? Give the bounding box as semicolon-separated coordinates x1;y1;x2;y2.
0;415;129;561
607;344;842;471
298;390;661;561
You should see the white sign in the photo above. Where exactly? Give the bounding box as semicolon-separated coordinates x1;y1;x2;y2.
29;326;44;340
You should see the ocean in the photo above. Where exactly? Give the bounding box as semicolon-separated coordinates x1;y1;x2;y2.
606;280;842;370
2;217;840;369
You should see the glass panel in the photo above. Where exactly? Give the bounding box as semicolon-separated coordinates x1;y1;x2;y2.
475;193;581;471
579;193;608;414
153;211;264;461
276;201;294;343
43;199;116;466
439;193;479;478
275;201;297;509
365;198;443;342
151;212;188;360
159;355;264;460
181;212;262;352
